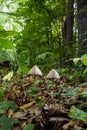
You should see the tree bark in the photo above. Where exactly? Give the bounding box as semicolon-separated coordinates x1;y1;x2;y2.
61;0;67;42
62;0;74;60
67;0;74;47
77;0;87;55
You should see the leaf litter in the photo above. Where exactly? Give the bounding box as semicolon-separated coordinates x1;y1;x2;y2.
0;74;87;130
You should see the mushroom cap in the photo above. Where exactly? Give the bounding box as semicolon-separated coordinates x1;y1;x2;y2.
46;69;60;79
28;65;42;76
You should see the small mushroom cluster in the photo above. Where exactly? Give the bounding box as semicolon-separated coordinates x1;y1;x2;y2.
28;65;60;79
28;65;60;99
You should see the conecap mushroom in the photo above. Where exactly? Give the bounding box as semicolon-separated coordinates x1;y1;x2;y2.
46;69;60;79
28;65;42;82
46;69;60;101
28;65;42;76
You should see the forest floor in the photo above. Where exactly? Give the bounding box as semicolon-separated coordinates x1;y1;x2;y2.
0;72;87;130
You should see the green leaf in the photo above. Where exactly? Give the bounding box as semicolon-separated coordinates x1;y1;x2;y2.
0;108;4;114
0;25;4;31
0;91;4;101
73;58;80;64
34;80;40;86
69;106;87;123
23;124;34;130
0;39;14;50
81;54;87;66
36;52;51;60
83;68;87;75
0;115;18;130
0;48;14;62
62;87;79;97
17;66;29;74
0;0;3;4
0;30;18;37
11;0;29;4
78;90;87;100
0;101;18;114
61;91;76;96
78;82;87;87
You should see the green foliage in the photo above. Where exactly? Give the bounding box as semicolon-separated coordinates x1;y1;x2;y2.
73;54;87;66
17;66;29;75
78;82;87;87
61;87;79;97
23;124;34;130
0;91;4;101
69;68;82;83
72;54;87;81
81;54;87;66
0;0;86;81
29;86;39;94
0;29;18;37
0;48;14;62
25;85;39;99
0;26;18;50
34;80;40;87
78;90;87;100
73;58;80;64
12;0;29;4
14;0;68;73
47;80;53;89
69;106;87;123
0;115;18;130
0;101;18;114
0;39;14;50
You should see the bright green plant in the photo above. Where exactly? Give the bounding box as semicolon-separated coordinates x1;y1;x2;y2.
25;86;39;99
72;54;87;81
78;90;87;100
61;87;80;97
0;101;18;114
69;106;87;123
81;54;87;66
0;25;18;50
34;80;40;87
73;54;87;66
0;91;4;101
23;124;34;130
0;115;18;130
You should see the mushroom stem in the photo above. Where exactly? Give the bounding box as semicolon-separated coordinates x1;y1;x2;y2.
51;80;56;107
51;81;55;99
46;69;60;106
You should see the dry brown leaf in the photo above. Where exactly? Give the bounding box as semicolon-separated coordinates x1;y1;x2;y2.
74;125;82;130
13;111;27;119
62;120;75;130
12;85;18;91
20;100;36;109
28;105;41;116
21;121;27;128
8;108;13;118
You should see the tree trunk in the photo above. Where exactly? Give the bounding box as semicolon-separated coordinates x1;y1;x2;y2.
61;0;67;60
67;0;74;47
77;0;87;55
61;0;67;42
62;0;74;60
